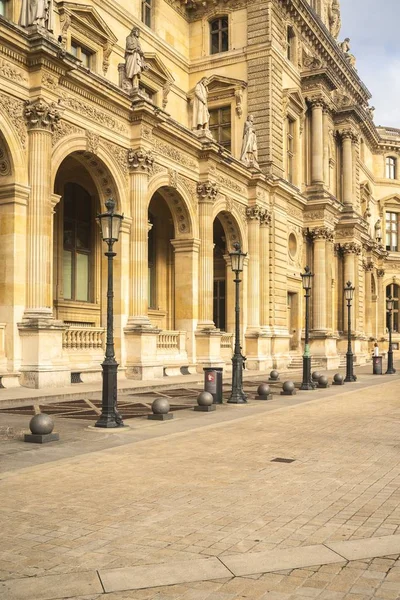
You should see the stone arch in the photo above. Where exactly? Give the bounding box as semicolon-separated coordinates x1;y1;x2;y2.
212;196;247;252
51;134;128;213
147;172;197;239
0;106;27;182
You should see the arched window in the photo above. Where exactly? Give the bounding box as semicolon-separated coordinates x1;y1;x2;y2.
386;156;396;180
386;284;399;332
210;17;228;55
63;183;93;302
142;0;152;27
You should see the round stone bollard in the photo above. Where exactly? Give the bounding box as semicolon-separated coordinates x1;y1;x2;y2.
24;413;59;444
312;371;321;382
269;369;280;382
317;374;329;389
332;373;345;386
281;380;296;396
148;398;174;421
255;383;273;400
194;391;216;412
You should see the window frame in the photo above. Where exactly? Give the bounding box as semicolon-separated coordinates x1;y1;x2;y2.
386;283;399;333
70;39;95;70
385;211;399;252
210;16;229;55
386;156;397;180
142;0;152;28
286;25;296;63
287;117;295;184
0;0;6;17
209;105;232;151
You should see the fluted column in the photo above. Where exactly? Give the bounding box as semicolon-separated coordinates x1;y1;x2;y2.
246;206;262;331
341;242;361;330
341;130;356;206
197;181;218;329
310;227;333;332
260;210;271;330
126;149;154;327
24;99;60;320
309;98;325;184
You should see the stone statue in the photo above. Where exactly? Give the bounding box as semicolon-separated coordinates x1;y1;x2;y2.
125;27;146;90
240;115;259;169
328;0;341;39
19;0;54;31
374;219;382;242
339;38;356;68
192;77;210;130
367;106;375;119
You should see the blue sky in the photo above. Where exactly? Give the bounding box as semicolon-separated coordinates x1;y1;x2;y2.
340;0;400;128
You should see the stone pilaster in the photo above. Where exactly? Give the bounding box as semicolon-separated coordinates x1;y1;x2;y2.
197;181;218;329
340;129;357;206
363;260;374;338
260;210;272;331
341;242;362;331
309;98;325;184
246;206;262;332
309;227;334;333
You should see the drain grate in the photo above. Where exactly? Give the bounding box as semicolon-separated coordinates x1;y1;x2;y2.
271;457;296;463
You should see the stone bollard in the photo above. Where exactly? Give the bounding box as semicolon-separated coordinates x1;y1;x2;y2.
268;369;280;382
317;375;329;389
148;398;174;421
194;391;216;412
24;414;59;444
332;373;345;386
255;383;273;400
280;381;296;396
312;371;321;382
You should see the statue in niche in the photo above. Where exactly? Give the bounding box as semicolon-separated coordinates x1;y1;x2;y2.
374;218;382;242
240;115;259;169
192;77;210;130
328;0;341;39
338;38;356;68
124;27;147;90
19;0;54;31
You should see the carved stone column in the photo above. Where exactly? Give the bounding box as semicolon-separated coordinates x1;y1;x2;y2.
18;99;69;388
341;242;361;331
363;260;374;338
341;130;357;206
309;227;334;333
246;206;262;332
124;149;163;380
377;269;386;339
260;210;271;331
309;98;325;184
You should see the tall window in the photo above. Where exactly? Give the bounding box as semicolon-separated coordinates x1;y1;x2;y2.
386;156;397;180
142;0;152;27
286;26;296;62
385;212;399;252
209;107;231;151
386;284;399;332
287;118;295;183
63;184;93;302
210;17;228;55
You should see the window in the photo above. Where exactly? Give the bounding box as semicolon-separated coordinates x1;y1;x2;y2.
210;17;228;55
287;118;295;183
213;280;226;331
0;1;6;17
71;40;93;69
209;107;231;151
63;184;93;302
386;284;399;332
385;212;399;252
142;0;152;27
386;156;397;180
148;217;156;309
286;26;296;62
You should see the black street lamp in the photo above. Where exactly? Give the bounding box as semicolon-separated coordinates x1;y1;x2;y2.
228;242;247;404
95;199;124;428
386;295;396;374
300;266;316;390
344;281;357;382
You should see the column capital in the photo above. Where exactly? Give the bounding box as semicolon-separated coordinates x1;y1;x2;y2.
337;128;358;143
377;268;385;278
307;227;334;242
335;242;362;255
170;238;201;253
307;95;330;110
362;260;374;272
197;181;218;202
127;148;154;173
24;99;61;132
260;209;272;226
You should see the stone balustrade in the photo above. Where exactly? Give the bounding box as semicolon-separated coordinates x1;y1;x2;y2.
63;325;105;350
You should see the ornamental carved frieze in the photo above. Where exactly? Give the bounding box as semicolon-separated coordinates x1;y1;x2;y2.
0;58;28;84
307;227;335;242
52;120;82;147
24;99;61;131
86;130;99;155
127;148;154;173
0;144;11;176
197;181;218;202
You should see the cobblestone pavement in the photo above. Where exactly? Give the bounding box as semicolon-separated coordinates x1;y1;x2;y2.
1;377;400;598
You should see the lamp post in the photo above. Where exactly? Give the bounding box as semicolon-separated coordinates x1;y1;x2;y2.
228;242;247;404
386;295;396;374
344;281;357;382
300;266;316;390
95;199;124;428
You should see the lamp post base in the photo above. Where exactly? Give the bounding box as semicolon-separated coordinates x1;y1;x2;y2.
385;351;396;375
95;359;124;428
344;353;357;382
228;354;247;404
300;355;316;390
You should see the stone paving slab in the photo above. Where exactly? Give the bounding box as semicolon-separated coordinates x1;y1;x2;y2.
0;571;103;600
99;557;231;592
326;534;400;561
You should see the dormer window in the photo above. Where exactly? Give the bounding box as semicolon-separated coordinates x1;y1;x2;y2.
142;0;152;28
386;156;397;180
210;17;228;55
71;40;94;69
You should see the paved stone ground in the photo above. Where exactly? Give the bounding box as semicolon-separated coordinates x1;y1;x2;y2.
1;374;400;599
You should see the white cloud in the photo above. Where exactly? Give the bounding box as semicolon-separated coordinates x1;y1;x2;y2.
340;0;400;127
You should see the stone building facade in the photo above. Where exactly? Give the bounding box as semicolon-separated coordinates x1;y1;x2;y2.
0;0;399;388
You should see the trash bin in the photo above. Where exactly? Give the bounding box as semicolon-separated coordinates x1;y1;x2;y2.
203;367;223;404
372;356;383;375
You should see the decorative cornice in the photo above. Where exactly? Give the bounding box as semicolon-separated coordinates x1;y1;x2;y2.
127;148;154;173
24;99;61;132
197;181;218;202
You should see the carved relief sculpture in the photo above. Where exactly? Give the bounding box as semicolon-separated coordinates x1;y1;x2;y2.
328;0;341;39
19;0;54;31
192;78;210;130
125;28;147;90
240;115;259;169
